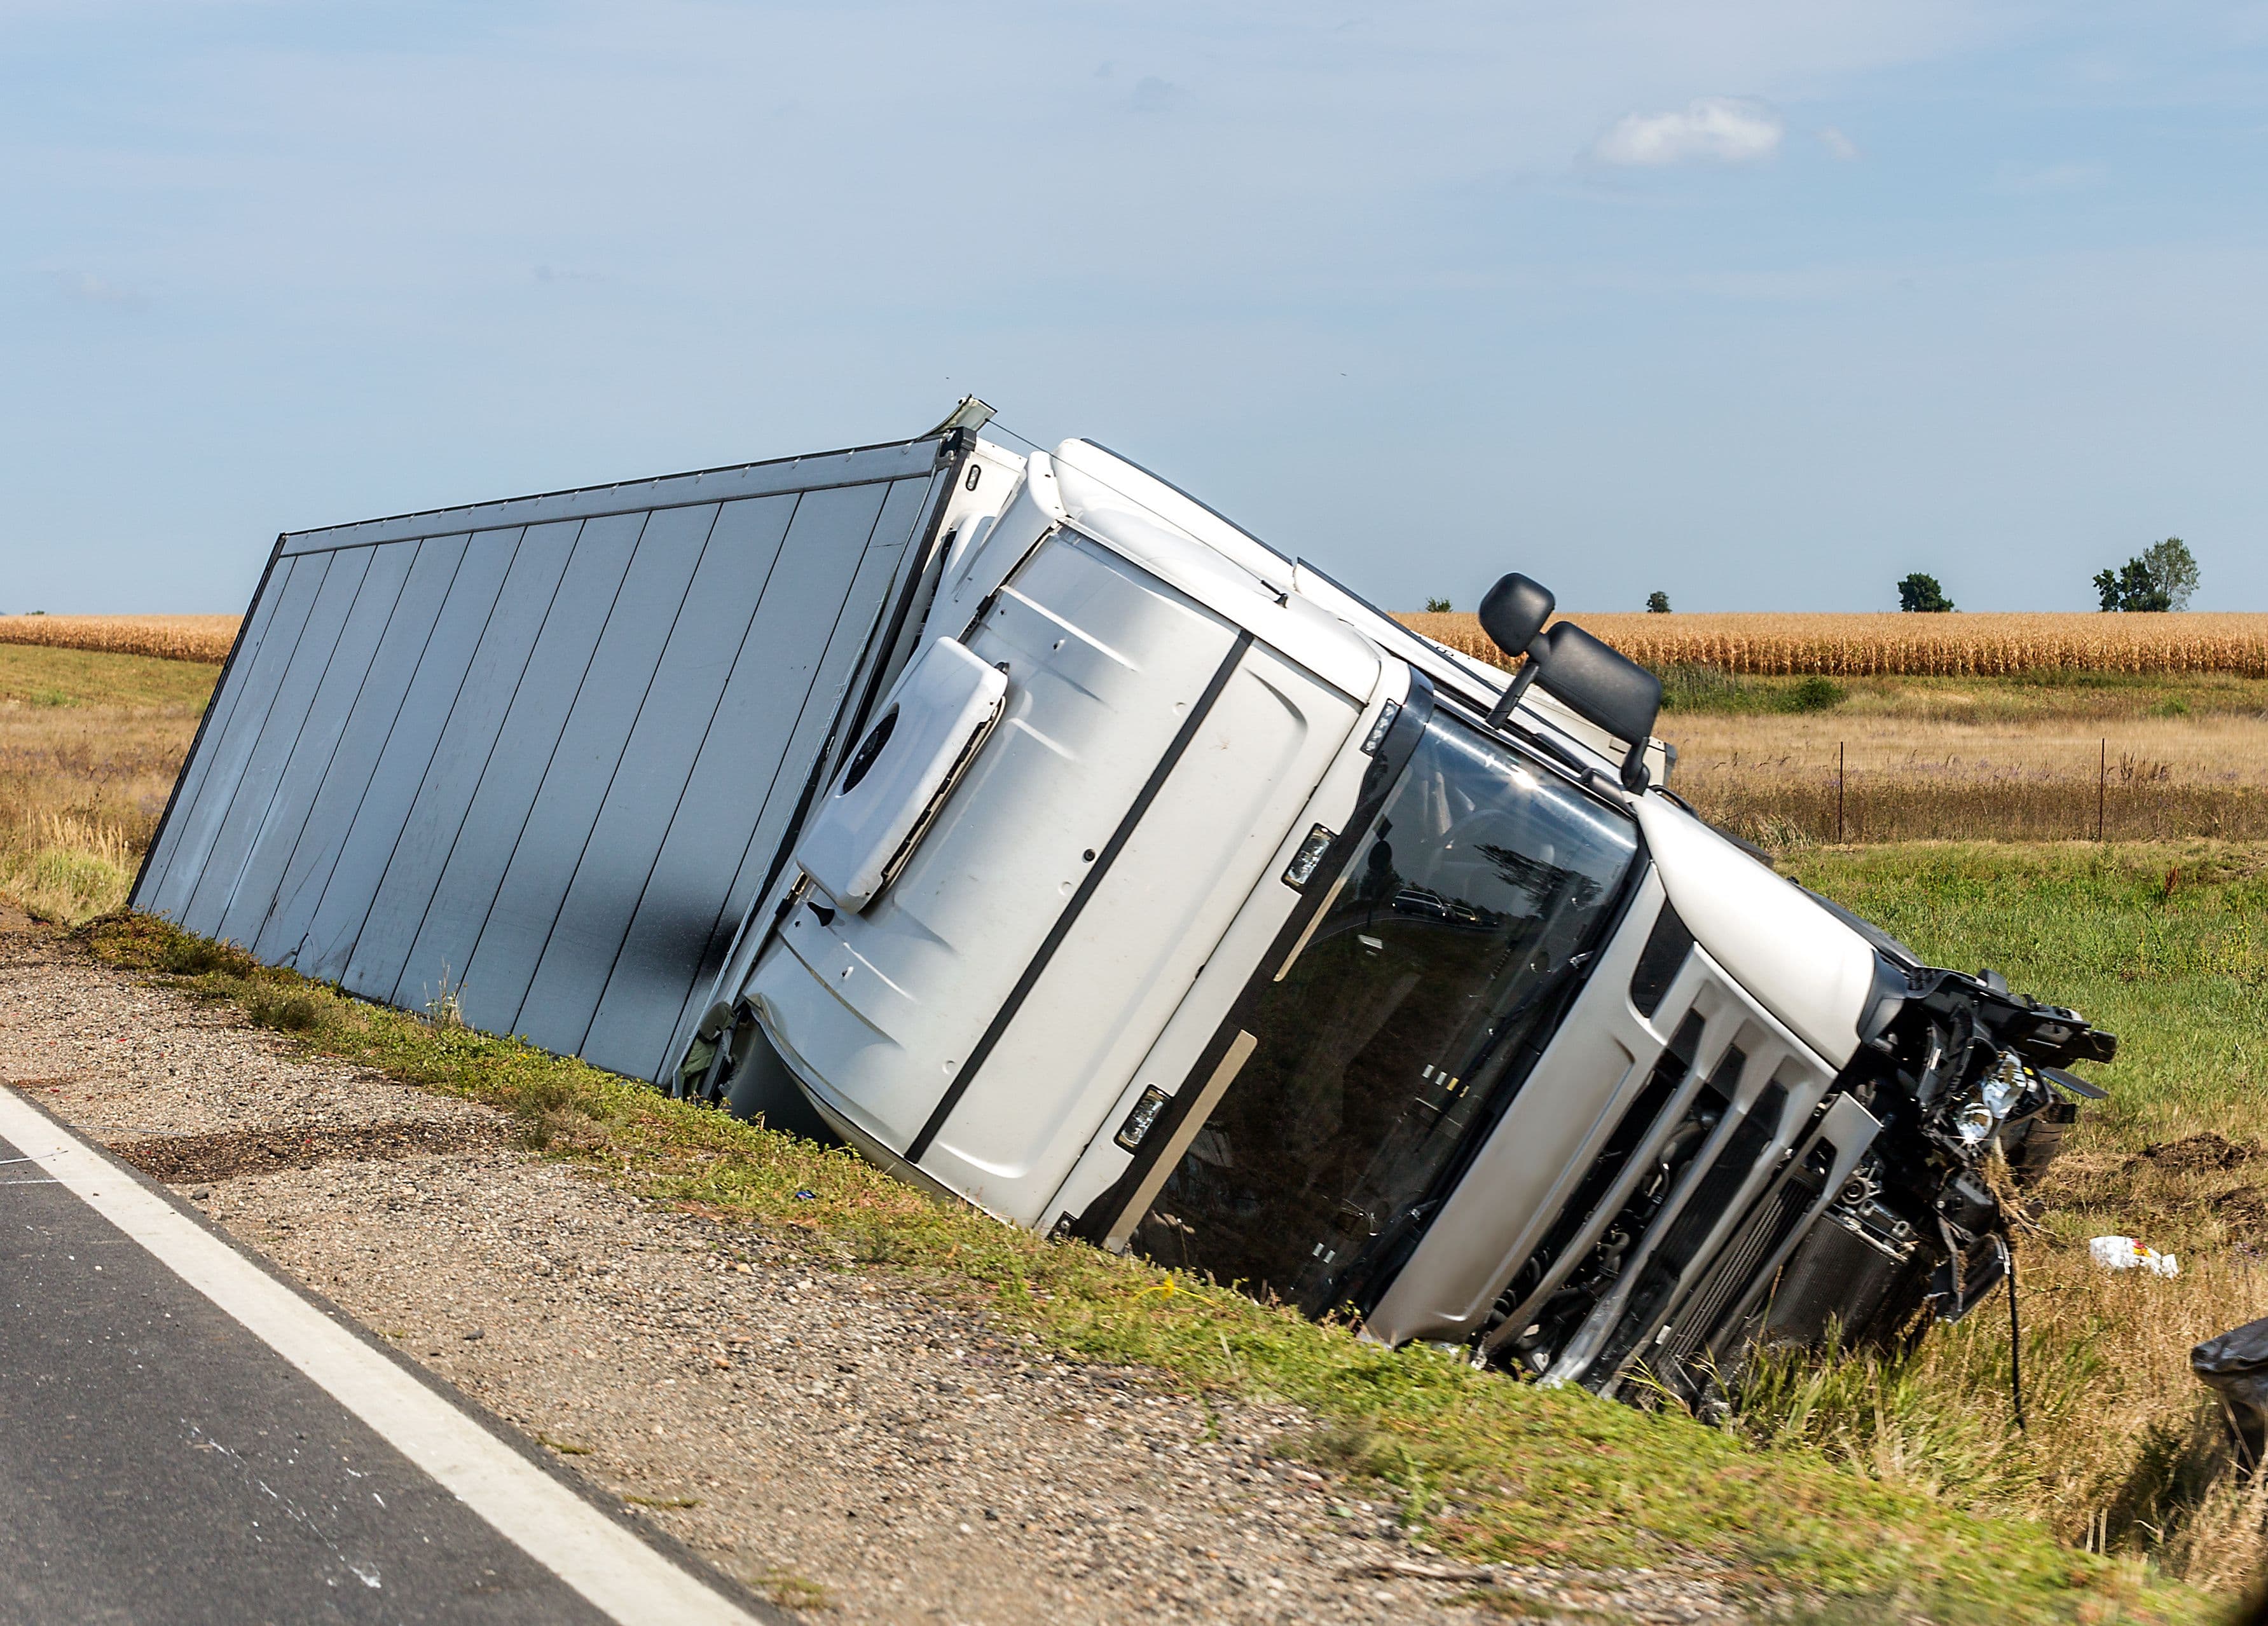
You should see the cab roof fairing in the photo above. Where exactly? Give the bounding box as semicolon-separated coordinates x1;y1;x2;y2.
972;443;1386;702
1632;793;1878;1068
952;437;1668;793
1041;440;1679;786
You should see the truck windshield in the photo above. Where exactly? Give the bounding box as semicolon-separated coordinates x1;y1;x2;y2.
1133;713;1640;1313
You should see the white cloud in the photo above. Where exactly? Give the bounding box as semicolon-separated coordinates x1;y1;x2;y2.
1818;125;1860;160
55;270;141;306
1590;97;1783;167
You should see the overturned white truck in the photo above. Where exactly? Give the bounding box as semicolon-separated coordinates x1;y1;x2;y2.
139;406;2112;1398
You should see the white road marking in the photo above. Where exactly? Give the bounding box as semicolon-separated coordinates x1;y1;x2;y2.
0;1089;764;1626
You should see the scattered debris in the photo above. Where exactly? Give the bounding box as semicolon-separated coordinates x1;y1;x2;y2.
2089;1234;2181;1277
2194;1315;2268;1470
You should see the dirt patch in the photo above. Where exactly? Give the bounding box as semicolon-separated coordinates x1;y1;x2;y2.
2215;1186;2268;1232
2137;1134;2257;1173
109;1117;505;1182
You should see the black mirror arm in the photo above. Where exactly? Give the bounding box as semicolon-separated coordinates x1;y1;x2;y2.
1484;645;1544;729
1484;645;1656;793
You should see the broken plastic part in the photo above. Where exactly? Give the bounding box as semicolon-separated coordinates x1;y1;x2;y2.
2040;1065;2108;1101
2090;1235;2180;1277
1981;1053;2026;1121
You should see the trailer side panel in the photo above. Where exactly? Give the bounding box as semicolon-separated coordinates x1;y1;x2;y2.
133;436;954;1081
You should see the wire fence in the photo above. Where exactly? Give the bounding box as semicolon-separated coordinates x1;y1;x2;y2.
1674;739;2268;847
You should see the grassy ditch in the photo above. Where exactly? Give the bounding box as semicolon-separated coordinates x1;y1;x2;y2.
1764;840;2268;1597
76;906;2218;1624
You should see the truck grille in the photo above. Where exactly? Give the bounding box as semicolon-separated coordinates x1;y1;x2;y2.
1590;1082;1788;1377
1658;1154;1825;1376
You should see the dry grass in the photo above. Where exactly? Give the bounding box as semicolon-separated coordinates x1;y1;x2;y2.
1665;707;2268;847
1401;611;2268;677
1401;643;2268;848
0;613;240;664
0;645;213;922
1740;1231;2268;1594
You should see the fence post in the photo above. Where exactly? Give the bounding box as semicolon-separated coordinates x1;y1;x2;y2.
2097;739;2106;843
1836;741;1845;845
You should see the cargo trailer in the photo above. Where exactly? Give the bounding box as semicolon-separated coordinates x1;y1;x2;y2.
139;404;2113;1398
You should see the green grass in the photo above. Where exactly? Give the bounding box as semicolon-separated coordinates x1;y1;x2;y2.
76;909;2212;1624
1782;841;2268;1151
0;643;219;710
1654;667;2268;723
1656;666;1850;714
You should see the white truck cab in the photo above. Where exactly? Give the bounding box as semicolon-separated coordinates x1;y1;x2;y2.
692;433;2115;1396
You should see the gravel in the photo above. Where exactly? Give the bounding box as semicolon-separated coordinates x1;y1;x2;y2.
0;907;1761;1624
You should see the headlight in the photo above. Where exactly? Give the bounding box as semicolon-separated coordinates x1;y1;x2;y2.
1981;1052;2026;1121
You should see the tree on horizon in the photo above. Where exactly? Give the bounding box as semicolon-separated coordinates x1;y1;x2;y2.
2095;538;2198;611
1897;573;1954;612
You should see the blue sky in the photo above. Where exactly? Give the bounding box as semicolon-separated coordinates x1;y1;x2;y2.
4;1;2264;613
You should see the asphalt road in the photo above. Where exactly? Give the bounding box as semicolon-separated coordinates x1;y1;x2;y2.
0;1097;767;1626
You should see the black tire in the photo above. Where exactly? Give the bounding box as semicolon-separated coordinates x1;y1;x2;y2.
722;1019;844;1147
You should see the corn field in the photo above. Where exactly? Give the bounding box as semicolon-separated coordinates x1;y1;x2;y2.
1399;611;2268;677
11;609;2265;676
0;615;240;664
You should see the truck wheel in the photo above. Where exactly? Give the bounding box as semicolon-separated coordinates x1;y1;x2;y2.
723;1018;844;1147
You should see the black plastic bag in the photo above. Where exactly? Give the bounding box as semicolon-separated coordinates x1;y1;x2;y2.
2192;1316;2268;1470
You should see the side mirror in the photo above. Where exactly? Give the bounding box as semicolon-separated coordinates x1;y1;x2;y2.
1532;622;1663;791
1477;573;1555;660
1478;573;1555;728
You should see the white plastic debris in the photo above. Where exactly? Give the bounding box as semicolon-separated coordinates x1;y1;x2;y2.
2091;1235;2182;1277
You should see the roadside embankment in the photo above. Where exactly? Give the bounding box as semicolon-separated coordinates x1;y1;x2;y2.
0;903;1757;1624
0;899;2208;1624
